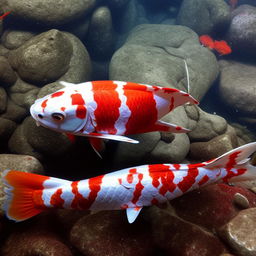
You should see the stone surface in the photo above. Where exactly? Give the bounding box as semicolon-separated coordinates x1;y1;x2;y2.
8;29;73;84
189;132;238;161
0;56;17;86
219;208;256;256
0;117;16;141
233;193;250;209
1;29;35;50
227;5;256;56
2;0;96;26
177;0;230;35
0;87;7;114
187;106;228;142
219;60;256;115
70;210;153;256
149;206;227;256
110;24;219;101
86;6;115;60
171;184;256;232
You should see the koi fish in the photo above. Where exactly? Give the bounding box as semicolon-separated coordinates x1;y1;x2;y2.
199;35;215;50
3;142;256;223
30;81;198;155
0;11;11;20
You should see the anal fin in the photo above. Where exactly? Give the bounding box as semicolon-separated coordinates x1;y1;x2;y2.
126;207;142;223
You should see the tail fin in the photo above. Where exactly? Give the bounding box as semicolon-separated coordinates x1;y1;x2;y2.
3;170;50;222
203;142;256;186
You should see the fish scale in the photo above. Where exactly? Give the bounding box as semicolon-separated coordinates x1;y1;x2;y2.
3;142;256;223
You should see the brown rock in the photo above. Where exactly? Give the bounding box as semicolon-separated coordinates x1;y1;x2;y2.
219;208;256;256
171;184;256;232
8;29;73;84
0;87;7;114
189;133;238;161
233;193;250;209
0;56;17;86
149;206;228;255
0;117;16;141
70;210;153;256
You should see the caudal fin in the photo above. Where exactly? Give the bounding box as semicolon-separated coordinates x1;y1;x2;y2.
203;142;256;186
2;170;50;222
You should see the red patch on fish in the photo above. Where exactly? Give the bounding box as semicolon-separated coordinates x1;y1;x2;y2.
199;35;215;49
51;91;64;98
71;93;87;119
214;40;232;55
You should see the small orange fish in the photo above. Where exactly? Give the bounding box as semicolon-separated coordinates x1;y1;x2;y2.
0;11;11;20
199;35;215;50
214;40;232;56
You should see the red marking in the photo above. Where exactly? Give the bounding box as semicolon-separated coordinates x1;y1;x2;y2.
60;107;66;111
118;178;122;185
121;204;128;209
127;168;137;184
178;166;199;193
71;176;104;210
66;133;76;143
226;151;240;171
151;198;159;205
131;173;144;205
41;99;48;111
198;175;210;186
173;164;181;170
51;91;64;98
159;171;176;196
71;93;87;119
50;188;64;208
0;11;11;20
169;97;174;111
199;35;215;49
175;126;182;131
124;84;158;134
92;81;120;134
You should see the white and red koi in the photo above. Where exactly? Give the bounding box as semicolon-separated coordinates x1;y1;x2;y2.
30;81;198;154
3;142;256;223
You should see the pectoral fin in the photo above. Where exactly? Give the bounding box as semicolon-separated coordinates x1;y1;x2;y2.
126;207;142;223
88;137;105;159
81;132;139;144
155;120;190;133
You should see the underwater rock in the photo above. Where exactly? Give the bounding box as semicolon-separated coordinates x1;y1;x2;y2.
9;78;39;110
0;98;27;122
8;117;73;159
1;30;35;50
86;6;115;60
70;211;153;256
171;184;256;232
8;29;73;85
0;87;7;114
189;126;238;161
149;206;228;255
1;214;73;256
219;208;256;256
0;56;17;86
227;5;256;56
110;24;219;101
106;0;130;9
177;0;230;35
0;117;16;142
219;60;256;115
2;0;96;26
186;106;228;142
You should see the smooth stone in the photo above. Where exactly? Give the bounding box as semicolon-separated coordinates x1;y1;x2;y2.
227;5;256;56
189;131;238;161
219;60;256;115
148;206;228;255
0;98;27;122
0;117;17;141
70;211;153;256
86;6;115;60
177;0;230;35
219;208;256;256
110;24;219;101
0;87;7;114
60;32;92;82
188;107;228;142
0;56;17;86
233;193;250;209
1;29;35;50
3;0;96;26
8;29;73;84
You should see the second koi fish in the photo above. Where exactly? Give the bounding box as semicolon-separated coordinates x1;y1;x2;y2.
30;81;198;154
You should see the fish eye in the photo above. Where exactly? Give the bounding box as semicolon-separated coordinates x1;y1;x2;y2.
51;113;65;122
38;114;44;119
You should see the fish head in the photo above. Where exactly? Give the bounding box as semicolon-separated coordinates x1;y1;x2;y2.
30;88;89;133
